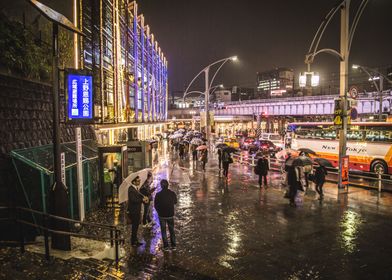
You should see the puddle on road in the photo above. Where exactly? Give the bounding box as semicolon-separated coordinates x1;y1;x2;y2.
338;210;363;254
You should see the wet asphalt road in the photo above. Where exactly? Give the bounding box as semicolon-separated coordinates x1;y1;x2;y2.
2;142;392;279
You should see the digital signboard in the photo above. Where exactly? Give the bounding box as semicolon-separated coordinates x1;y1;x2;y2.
65;70;94;123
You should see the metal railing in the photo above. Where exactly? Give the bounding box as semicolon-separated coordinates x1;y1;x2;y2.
230;152;392;192
0;206;124;265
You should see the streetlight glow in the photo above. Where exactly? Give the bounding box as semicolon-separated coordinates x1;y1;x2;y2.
231;56;238;61
352;64;359;69
299;72;307;88
311;72;320;87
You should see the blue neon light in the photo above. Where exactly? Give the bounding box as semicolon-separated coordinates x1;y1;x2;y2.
67;74;93;120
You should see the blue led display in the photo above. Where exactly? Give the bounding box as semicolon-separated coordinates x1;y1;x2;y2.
67;74;93;120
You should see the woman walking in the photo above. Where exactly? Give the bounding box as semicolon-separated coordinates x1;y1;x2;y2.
314;164;327;200
200;149;208;171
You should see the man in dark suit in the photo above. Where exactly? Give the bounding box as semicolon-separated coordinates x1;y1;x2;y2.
127;176;147;246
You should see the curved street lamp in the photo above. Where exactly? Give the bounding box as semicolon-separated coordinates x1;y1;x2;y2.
352;64;392;120
183;56;238;147
303;0;369;189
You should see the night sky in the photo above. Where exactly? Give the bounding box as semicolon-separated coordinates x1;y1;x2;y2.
138;0;392;93
2;0;391;94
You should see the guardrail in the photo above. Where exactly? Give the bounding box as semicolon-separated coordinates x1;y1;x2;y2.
0;206;124;265
230;152;391;192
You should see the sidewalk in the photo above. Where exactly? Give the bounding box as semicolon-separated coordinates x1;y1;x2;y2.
1;149;392;279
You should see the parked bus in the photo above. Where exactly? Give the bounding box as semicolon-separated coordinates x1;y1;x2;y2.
287;122;392;174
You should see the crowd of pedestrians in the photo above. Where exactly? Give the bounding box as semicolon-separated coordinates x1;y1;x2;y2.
125;130;329;252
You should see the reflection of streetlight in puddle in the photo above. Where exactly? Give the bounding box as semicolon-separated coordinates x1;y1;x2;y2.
218;212;242;268
339;210;363;254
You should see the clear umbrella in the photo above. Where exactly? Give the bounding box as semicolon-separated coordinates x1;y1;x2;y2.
118;168;152;204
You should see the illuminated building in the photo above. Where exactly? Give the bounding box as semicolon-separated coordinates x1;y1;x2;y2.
74;0;168;143
256;68;294;98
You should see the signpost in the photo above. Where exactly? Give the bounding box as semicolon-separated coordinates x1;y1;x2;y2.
28;0;84;251
342;156;349;186
65;70;93;222
75;128;85;221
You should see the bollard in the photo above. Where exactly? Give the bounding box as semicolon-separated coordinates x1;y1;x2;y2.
378;172;382;193
251;155;255;166
240;154;243;164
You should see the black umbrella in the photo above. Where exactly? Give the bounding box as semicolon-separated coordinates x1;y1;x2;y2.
285;156;313;167
223;147;237;154
298;148;317;155
216;143;228;149
313;158;333;168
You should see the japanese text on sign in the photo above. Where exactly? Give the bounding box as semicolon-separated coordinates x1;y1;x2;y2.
67;73;93;120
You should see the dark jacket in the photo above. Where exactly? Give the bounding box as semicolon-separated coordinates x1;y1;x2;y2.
315;166;327;184
140;178;154;201
287;166;299;186
127;185;143;218
154;188;177;218
217;149;222;160
256;158;269;176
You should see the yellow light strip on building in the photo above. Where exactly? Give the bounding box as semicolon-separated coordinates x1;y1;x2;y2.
73;0;79;69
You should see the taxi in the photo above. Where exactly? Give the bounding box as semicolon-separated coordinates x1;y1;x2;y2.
224;138;240;149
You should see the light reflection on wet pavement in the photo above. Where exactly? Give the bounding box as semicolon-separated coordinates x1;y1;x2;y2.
2;142;392;279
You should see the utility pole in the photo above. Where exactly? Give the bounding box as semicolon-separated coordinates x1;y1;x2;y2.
338;0;350;189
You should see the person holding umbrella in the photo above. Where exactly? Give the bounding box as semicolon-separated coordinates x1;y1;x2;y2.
127;176;148;246
217;148;222;170
192;145;198;162
314;163;327;200
222;150;233;178
200;149;208;171
255;155;269;188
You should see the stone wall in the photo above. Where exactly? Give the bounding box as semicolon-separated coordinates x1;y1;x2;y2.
0;73;96;206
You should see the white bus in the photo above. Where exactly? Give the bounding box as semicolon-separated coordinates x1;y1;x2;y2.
287;122;392;174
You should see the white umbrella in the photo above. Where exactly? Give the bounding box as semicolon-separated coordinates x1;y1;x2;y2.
191;138;203;145
169;134;183;139
118;168;152;204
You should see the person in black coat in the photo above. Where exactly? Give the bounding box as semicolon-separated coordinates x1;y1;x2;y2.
217;148;222;169
314;164;327;200
154;179;177;251
127;176;147;246
139;172;156;227
256;156;269;188
287;166;300;207
222;151;232;178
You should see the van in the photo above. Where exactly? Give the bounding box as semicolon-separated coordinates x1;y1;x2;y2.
259;133;284;149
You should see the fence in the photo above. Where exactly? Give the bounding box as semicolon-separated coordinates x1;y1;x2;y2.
231;152;392;192
0;206;124;265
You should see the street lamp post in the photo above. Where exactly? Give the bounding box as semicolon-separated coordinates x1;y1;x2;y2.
183;56;237;148
352;64;392;120
304;0;369;189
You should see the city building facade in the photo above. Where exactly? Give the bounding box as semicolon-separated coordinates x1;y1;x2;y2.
76;0;168;144
257;67;294;98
